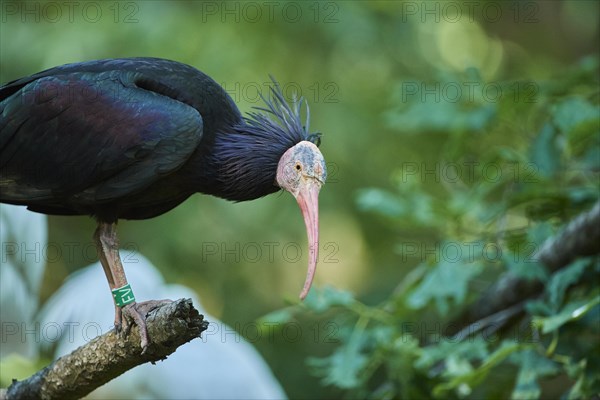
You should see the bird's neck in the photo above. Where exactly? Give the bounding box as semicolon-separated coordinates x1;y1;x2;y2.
192;123;292;202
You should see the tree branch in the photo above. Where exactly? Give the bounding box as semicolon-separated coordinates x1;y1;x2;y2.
2;298;208;400
450;201;600;334
537;201;600;270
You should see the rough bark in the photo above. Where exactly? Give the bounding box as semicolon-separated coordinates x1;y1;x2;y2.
2;298;208;400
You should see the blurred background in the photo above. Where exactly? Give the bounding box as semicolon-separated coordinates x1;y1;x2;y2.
1;1;599;399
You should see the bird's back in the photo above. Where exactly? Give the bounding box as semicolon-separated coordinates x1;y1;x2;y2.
0;58;242;221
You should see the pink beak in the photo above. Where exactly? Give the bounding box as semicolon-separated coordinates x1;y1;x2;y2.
295;179;321;300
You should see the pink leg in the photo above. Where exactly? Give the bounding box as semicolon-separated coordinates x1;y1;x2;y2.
94;222;171;353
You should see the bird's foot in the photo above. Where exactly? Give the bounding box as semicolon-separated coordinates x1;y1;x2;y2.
116;299;173;354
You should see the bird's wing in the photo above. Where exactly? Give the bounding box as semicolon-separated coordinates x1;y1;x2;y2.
0;70;204;204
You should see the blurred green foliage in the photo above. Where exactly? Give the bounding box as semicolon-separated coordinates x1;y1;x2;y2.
1;0;599;398
261;54;599;398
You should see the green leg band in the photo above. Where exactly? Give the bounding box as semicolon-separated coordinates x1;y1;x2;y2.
112;283;136;307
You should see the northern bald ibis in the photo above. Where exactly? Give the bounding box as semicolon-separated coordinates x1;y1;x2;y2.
0;58;327;352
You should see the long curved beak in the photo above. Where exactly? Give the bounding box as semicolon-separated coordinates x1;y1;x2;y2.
295;178;322;300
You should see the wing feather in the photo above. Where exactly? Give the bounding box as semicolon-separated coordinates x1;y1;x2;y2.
0;70;203;206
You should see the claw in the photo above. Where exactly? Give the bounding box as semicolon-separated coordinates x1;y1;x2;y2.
114;305;123;334
115;299;173;354
123;302;150;353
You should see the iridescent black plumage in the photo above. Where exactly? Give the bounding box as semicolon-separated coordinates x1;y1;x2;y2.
208;79;314;201
0;58;319;221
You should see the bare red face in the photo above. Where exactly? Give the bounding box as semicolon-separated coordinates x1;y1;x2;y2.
276;141;327;299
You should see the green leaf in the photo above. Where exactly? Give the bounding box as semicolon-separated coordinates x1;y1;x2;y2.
369;382;396;400
510;350;560;400
388;337;421;399
415;338;489;371
370;325;396;347
529;123;561;178
567;186;600;205
526;299;553;316
504;255;548;282
503;224;551;282
433;341;533;398
407;256;484;314
553;97;599;136
547;258;591;311
535;295;600;334
527;222;554;245
581;143;600;170
302;285;355;313
563;359;587;400
307;336;369;389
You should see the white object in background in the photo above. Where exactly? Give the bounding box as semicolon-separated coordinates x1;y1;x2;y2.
38;253;287;400
0;205;47;359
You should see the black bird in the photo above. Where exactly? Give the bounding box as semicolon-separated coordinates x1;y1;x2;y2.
0;58;327;352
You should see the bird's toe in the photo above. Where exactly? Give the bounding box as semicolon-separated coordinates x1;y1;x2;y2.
120;299;173;354
113;306;124;334
121;302;149;352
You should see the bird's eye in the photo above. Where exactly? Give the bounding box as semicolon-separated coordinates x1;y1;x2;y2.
295;163;302;171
